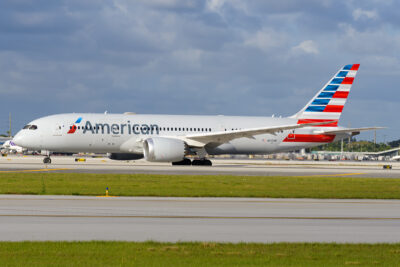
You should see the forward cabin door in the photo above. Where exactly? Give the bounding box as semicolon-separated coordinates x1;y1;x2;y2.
53;124;63;136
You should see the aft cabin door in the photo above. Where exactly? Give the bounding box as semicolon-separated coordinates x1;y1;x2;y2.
53;124;63;136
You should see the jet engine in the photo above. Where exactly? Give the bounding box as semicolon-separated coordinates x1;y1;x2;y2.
108;153;143;161
143;137;186;162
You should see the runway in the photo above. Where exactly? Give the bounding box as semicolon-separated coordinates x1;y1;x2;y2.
1;195;400;243
0;155;399;177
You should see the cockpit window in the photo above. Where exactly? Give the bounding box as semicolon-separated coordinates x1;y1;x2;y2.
23;125;31;129
29;125;38;130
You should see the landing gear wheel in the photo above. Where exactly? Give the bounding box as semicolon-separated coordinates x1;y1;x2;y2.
192;159;212;166
204;159;212;166
172;158;192;166
192;159;201;166
43;157;51;164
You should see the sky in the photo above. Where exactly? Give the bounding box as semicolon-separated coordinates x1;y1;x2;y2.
0;0;399;142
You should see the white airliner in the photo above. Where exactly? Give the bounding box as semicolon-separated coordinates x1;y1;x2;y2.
1;140;25;154
13;64;382;165
391;155;400;161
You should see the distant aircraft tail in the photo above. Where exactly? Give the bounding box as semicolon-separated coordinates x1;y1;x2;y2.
291;64;360;127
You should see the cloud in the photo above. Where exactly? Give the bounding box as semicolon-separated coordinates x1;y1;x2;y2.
244;28;288;52
206;0;226;13
291;40;319;55
337;23;400;55
0;0;399;141
353;8;378;21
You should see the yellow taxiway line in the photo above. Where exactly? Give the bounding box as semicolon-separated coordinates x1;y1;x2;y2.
295;172;366;177
0;168;72;173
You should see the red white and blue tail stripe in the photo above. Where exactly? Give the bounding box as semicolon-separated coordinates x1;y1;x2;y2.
292;64;359;127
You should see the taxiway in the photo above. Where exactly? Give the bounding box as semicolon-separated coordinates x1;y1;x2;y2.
0;155;399;178
1;195;400;243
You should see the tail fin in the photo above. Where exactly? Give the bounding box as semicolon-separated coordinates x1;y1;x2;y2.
291;64;360;127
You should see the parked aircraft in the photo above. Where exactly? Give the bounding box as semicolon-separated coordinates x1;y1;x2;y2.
13;64;382;165
1;140;25;154
391;155;400;161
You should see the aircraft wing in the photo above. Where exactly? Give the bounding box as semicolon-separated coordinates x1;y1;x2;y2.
179;121;335;147
318;127;385;135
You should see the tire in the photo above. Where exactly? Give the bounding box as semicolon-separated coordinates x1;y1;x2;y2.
192;159;212;166
204;159;212;166
191;159;202;166
43;157;51;164
172;158;192;166
183;158;192;165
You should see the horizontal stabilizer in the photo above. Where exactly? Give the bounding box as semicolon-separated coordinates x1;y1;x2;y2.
319;127;385;135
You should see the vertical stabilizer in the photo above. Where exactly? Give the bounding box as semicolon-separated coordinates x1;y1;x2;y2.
291;64;360;127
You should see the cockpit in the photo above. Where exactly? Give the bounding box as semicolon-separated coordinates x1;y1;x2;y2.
22;125;38;130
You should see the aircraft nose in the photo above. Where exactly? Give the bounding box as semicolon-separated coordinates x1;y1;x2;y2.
12;131;26;147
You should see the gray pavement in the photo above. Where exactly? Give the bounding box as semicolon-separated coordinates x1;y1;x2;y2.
0;155;400;177
1;195;400;243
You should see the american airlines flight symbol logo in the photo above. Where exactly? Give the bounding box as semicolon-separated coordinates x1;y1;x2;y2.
67;117;82;134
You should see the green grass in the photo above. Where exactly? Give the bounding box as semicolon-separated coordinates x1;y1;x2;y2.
1;173;400;199
0;241;399;266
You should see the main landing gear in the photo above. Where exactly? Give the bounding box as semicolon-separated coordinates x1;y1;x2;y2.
172;158;212;166
172;158;192;165
192;159;212;166
43;157;52;164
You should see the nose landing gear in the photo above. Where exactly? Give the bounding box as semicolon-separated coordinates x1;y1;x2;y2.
43;157;51;164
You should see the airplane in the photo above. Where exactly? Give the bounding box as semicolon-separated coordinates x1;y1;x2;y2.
13;64;383;165
1;140;25;154
391;155;400;161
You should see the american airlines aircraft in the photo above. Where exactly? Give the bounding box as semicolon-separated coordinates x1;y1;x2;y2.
13;64;381;165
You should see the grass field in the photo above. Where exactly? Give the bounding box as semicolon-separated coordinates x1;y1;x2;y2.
0;173;400;198
0;241;399;266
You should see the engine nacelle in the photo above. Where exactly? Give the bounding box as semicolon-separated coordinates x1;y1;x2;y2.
108;153;143;161
143;137;186;162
